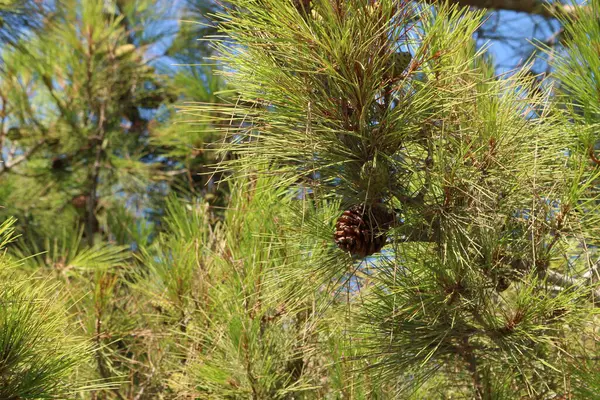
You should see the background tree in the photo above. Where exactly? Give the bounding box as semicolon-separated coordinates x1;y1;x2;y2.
0;0;50;46
0;0;180;247
0;0;228;397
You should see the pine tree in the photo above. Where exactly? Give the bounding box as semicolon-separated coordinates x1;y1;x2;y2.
0;0;177;247
0;1;214;397
189;0;600;397
3;0;600;398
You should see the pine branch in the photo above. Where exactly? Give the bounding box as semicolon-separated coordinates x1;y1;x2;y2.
510;255;600;303
461;337;485;399
425;0;581;18
542;268;600;304
0;138;46;174
86;106;106;247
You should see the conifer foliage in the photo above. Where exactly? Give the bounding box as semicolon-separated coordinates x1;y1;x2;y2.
191;0;600;397
0;219;89;399
0;0;177;246
1;0;600;398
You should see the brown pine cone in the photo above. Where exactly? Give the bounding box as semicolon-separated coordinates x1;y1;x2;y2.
71;194;88;209
334;203;394;257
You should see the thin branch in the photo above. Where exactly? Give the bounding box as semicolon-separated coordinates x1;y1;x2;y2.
542;269;600;304
84;25;106;247
0;138;46;174
461;337;486;399
425;0;581;19
86;105;105;247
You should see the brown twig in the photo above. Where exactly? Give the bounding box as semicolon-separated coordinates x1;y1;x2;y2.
425;0;580;19
0;138;46;175
461;337;486;399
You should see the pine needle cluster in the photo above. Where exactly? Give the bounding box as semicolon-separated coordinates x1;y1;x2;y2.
0;218;90;399
184;0;600;397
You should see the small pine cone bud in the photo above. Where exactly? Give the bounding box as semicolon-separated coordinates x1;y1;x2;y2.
52;156;68;170
334;203;394;257
359;159;389;196
495;276;511;292
389;51;412;78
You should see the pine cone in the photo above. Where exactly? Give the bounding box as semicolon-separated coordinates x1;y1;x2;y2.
389;51;412;78
71;194;88;209
52;156;68;170
334;203;394;257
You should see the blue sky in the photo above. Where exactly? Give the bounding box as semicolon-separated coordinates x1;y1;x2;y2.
156;1;574;76
480;1;588;75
